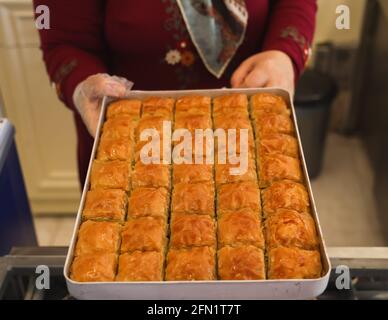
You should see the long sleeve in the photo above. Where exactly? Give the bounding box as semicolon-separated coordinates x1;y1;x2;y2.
33;0;108;110
262;0;317;80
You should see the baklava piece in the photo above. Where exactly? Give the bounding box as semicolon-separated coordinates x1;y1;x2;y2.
215;156;257;186
214;115;252;132
215;129;255;156
97;137;134;161
70;253;117;282
251;93;287;109
172;183;215;216
75;221;121;255
257;133;299;158
213;94;248;114
121;217;166;252
265;209;318;250
170;214;216;249
106;99;141;119
262;180;310;216
174;114;212;132
142;97;174;118
218;246;265;280
131;163;170;189
90;160;131;191
165;246;216;281
82;189;127;222
218;209;264;249
268;247;322;279
116;251;163;281
175;95;211;115
254;113;294;137
101;116;136;140
217;181;261;214
173;164;213;184
135;115;168;141
258;154;302;188
127;187;169;219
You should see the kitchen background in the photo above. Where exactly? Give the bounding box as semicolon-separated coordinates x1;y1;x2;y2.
0;0;387;248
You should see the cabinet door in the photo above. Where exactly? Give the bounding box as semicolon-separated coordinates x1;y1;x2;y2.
0;1;80;214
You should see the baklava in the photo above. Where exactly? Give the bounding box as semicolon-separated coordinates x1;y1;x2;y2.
121;217;166;252
218;209;264;249
265;209;318;250
82;189;127;222
213;94;248;114
90;160;131;191
135;116;169;142
165;246;216;281
131;163;171;189
262;180;310;216
175;95;211;115
170;214;216;249
101;116;136;141
214;115;253;132
217;181;261;215
251;93;287;110
268;247;322;279
70;253;117;282
106;99;142;119
258;154;302;188
253;113;294;137
142;97;174;118
97;137;134;162
173;164;213;184
218;245;265;280
116;251;163;281
215;156;257;186
257;134;299;158
174;114;212;132
74;221;121;256
127;187;169;219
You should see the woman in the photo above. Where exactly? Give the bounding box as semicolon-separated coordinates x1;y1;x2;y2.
33;0;317;186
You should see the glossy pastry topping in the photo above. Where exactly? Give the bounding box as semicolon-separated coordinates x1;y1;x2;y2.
218;246;265;280
254;113;294;136
101;116;136;141
70;253;117;282
268;247;322;279
257;133;299;158
97;137;134;161
265;209;318;250
142;97;174;118
106;99;142;119
131;163;170;189
213;94;248;114
172;183;215;216
218;209;264;249
259;154;302;188
165;246;215;281
170;214;216;249
116;251;163;282
215;156;257;186
121;217;166;252
214;115;252;131
128;187;168;219
173;164;213;184
135;116;168;141
262;180;310;215
174;114;212;132
175;95;211;115
90;160;131;191
82;189;127;221
251;93;287;109
75;221;121;256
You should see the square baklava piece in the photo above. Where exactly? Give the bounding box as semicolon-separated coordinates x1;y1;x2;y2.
257;133;299;158
218;209;264;248
253;113;294;137
106;99;142;119
131;163;170;189
97;137;134;161
175;95;211;115
82;189;127;222
170;214;216;249
75;221;121;256
250;93;289;118
172;182;215;216
142;97;174;118
165;246;216;281
262;180;310;216
135;115;168;142
101;116;136;140
173;164;213;184
174;114;212;132
121;217;166;252
116;251;163;281
128;187;169;219
218;245;265;280
217;181;261;215
213;94;248;115
265;209;318;250
215;156;257;186
258;154;302;188
90;160;131;191
70;253;117;282
268;247;322;279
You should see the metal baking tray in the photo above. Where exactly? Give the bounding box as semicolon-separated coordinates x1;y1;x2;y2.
64;88;331;300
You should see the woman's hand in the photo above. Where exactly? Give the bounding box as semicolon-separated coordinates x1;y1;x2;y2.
231;50;295;96
73;73;133;137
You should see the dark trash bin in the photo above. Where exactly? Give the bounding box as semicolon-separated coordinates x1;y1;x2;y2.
294;69;337;179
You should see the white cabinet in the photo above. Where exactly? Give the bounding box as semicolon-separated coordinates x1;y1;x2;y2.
0;0;79;214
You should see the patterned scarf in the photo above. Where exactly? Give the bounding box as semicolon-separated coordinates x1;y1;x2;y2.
176;0;248;78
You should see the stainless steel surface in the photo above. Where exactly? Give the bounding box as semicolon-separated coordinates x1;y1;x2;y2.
64;88;331;300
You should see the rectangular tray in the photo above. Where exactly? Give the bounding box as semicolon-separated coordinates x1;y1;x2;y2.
64;88;331;300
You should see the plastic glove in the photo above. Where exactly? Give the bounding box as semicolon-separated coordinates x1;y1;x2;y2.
73;73;134;137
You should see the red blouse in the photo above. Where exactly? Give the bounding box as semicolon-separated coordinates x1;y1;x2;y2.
34;0;317;186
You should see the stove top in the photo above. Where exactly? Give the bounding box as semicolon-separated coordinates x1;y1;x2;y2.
1;247;388;300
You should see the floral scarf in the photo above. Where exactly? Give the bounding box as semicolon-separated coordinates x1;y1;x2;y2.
176;0;248;78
